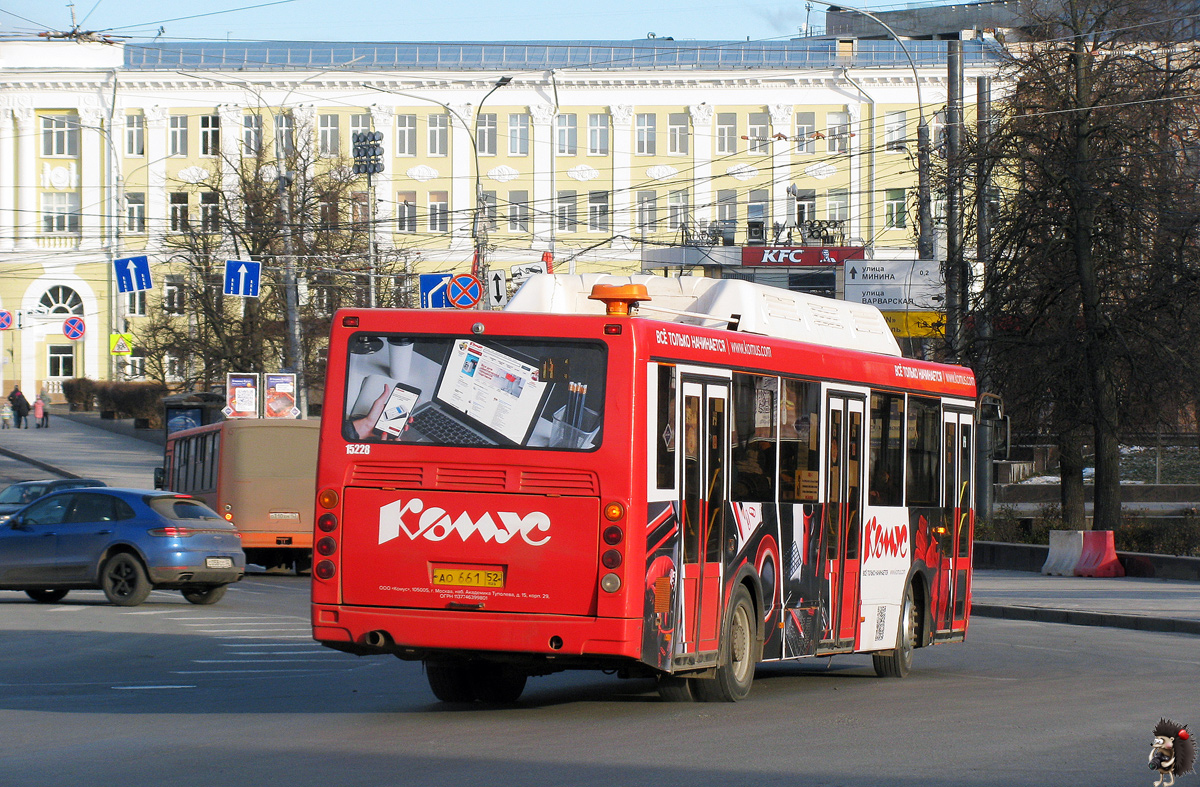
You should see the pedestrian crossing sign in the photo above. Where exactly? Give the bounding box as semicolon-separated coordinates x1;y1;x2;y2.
109;333;135;355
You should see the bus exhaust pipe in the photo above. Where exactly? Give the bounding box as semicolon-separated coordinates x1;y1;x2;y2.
364;630;393;649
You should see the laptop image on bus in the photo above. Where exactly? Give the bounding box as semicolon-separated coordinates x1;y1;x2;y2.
405;340;550;446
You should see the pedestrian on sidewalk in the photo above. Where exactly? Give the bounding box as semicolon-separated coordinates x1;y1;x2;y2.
37;387;50;428
32;395;43;428
7;385;29;429
0;401;11;429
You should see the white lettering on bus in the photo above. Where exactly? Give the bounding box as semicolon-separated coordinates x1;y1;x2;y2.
654;328;728;353
378;497;551;547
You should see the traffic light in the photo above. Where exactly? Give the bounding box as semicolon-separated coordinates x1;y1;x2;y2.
352;130;384;175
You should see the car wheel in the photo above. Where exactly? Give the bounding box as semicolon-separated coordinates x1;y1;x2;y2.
693;585;759;702
25;588;69;603
100;553;153;607
425;660;477;703
873;584;918;678
181;585;228;605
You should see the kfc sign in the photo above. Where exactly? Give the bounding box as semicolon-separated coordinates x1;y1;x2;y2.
740;246;867;266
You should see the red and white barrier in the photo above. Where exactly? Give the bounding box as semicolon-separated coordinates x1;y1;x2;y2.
1041;530;1084;576
1074;529;1125;577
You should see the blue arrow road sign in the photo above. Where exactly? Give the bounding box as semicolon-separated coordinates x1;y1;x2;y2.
224;259;261;298
419;273;452;308
114;255;152;294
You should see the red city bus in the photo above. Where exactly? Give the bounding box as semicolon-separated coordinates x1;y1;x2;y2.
162;419;319;573
311;275;977;703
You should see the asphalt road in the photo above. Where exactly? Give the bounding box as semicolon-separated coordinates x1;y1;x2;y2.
1;573;1197;787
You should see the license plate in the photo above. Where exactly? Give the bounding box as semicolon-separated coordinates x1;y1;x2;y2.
206;557;233;569
431;564;505;589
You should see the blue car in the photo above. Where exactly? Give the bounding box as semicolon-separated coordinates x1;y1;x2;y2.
0;488;245;606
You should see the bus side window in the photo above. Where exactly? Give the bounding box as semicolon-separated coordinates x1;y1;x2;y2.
730;372;777;503
778;378;819;503
868;392;904;506
655;365;676;490
906;396;940;506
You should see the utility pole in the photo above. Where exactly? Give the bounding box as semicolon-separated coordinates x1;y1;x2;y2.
277;172;306;417
945;39;964;363
976;74;994;521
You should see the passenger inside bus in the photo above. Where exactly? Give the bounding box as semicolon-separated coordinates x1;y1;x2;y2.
731;439;775;502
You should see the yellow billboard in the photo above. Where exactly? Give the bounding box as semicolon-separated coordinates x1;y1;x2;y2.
881;311;944;338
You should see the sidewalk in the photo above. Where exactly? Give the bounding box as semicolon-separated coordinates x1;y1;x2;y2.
972;569;1200;635
0;413;162;488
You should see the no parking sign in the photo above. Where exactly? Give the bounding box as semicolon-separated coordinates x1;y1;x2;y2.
63;316;86;340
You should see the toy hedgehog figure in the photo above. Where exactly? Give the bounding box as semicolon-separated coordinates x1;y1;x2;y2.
1149;718;1195;786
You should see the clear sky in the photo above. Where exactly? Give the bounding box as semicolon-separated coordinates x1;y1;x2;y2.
1;0;948;44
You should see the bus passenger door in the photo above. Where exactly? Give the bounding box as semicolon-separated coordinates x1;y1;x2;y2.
677;378;728;662
822;394;864;649
942;410;974;633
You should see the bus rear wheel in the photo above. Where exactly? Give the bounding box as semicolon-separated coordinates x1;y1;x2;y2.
425;660;477;703
693;585;758;702
873;584;918;678
656;675;694;702
469;662;527;704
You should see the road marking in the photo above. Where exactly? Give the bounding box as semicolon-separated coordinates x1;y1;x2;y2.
112;685;196;690
48;607;90;612
171;668;333;674
191;659;338;664
1010;643;1074;654
124;609;177;615
217;634;314;639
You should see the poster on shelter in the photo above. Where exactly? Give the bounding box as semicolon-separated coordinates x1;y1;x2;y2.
225;373;259;419
264;373;300;419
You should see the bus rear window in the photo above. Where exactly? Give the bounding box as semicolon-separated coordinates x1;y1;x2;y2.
342;335;607;450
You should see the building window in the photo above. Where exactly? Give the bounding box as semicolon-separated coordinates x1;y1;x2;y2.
557;190;577;231
40;286;83;315
555;114;577;155
509;113;530;156
931;110;946;149
636;191;657;234
748;112;769;154
480;190;497;230
476;114;497;156
507;190;529;232
396;191;417;233
200;191;220;232
41;193;81;233
885;111;907;151
242;114;262;156
588;113;608;155
169;115;188;157
885;188;907;229
429;191;449;233
748;189;769;223
125;289;147;317
828;188;849;222
428;113;449;156
125;114;144;157
163;276;185;315
795;112;815;154
349;113;371;142
716;113;737;154
349;191;368;227
42;115;79;157
164;353;185;383
169;193;190;232
319;114;340;156
396;114;417;156
635;114;656;155
795;189;816;224
717;189;737;239
827;111;850;153
200;115;220;156
125;192;146;234
47;346;74;378
124;350;146;380
667;189;688;229
275;113;294;156
668;113;689;155
588;191;609;233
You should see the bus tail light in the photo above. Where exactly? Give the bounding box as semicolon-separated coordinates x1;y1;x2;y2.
315;560;336;580
603;501;625;521
318;489;339;509
317;513;338;532
316;536;337;556
601;549;622;569
602;525;623;546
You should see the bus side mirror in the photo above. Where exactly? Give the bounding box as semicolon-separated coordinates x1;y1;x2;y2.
994;415;1011;461
153;467;165;490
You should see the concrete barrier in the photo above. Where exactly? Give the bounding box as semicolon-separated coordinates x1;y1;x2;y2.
1074;529;1125;577
1041;529;1084;575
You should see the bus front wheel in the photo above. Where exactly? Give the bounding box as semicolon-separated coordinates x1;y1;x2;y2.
693;585;758;702
873;584;918;678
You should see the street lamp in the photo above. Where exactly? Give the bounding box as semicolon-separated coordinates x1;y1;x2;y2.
364;75;514;282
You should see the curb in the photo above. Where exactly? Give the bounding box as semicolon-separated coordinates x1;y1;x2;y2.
0;445;78;480
972;603;1200;636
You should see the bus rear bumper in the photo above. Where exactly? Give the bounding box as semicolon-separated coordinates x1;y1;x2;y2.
312;604;643;663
